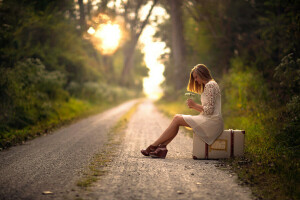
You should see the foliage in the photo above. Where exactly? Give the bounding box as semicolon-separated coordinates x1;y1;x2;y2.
155;0;300;198
274;53;300;101
0;58;67;131
68;81;138;103
0;98;92;148
0;0;148;148
273;53;300;151
221;59;299;199
183;17;214;74
221;57;270;122
112;45;149;90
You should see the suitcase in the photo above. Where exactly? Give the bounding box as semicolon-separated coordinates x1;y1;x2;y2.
192;129;245;159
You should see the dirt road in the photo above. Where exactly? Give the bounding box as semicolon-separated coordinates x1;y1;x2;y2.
79;100;253;200
0;99;138;200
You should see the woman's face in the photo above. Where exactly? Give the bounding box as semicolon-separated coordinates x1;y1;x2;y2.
192;71;203;85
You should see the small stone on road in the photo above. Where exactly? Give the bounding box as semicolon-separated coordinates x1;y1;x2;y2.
42;191;53;195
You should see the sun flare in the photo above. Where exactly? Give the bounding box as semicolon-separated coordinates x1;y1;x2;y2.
87;21;122;55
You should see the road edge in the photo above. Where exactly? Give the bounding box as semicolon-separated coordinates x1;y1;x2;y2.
68;100;142;199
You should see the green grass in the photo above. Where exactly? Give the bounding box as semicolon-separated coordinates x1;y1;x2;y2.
0;97;131;150
155;99;299;200
76;101;141;188
156;98;199;117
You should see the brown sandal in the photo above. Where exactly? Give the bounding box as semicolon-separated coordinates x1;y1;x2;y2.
141;145;158;156
149;145;168;159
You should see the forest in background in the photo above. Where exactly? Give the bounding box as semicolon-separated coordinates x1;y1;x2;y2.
155;0;299;199
0;0;299;199
0;0;153;148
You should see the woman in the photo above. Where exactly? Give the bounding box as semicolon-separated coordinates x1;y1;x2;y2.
141;64;224;159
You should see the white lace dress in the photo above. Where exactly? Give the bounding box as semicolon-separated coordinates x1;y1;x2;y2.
181;80;224;145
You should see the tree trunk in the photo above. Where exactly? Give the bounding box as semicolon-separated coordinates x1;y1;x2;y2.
87;0;91;20
78;0;86;31
169;0;187;90
98;0;109;13
120;0;158;84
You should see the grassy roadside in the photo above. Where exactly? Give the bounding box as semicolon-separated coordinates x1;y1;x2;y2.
75;100;141;189
155;99;299;200
0;98;135;150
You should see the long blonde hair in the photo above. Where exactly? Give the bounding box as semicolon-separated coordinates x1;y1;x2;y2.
187;64;213;94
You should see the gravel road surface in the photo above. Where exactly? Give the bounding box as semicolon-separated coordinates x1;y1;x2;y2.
0;99;138;200
79;100;253;200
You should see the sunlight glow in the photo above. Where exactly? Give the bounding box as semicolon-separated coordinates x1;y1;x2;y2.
141;26;167;100
142;40;166;100
94;24;121;55
140;6;169;100
87;14;122;55
87;27;95;35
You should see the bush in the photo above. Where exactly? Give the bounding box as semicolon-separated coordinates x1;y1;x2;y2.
221;56;299;199
274;53;300;151
222;57;275;156
0;58;67;131
222;57;270;125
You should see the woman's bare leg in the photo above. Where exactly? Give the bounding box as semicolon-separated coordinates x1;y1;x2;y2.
151;115;190;146
161;116;191;145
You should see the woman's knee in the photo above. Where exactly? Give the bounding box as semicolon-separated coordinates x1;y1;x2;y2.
172;114;189;127
172;114;182;124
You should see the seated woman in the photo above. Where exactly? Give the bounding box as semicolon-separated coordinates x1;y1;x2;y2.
141;64;224;159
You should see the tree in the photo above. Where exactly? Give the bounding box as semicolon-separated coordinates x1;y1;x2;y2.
169;0;187;90
183;0;257;73
120;0;158;84
78;0;86;31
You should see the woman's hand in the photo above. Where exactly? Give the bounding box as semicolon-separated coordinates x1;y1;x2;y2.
186;98;196;108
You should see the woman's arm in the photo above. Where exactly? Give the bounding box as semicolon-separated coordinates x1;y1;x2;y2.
186;99;204;113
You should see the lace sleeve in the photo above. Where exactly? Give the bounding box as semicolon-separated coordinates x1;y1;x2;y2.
203;83;217;115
